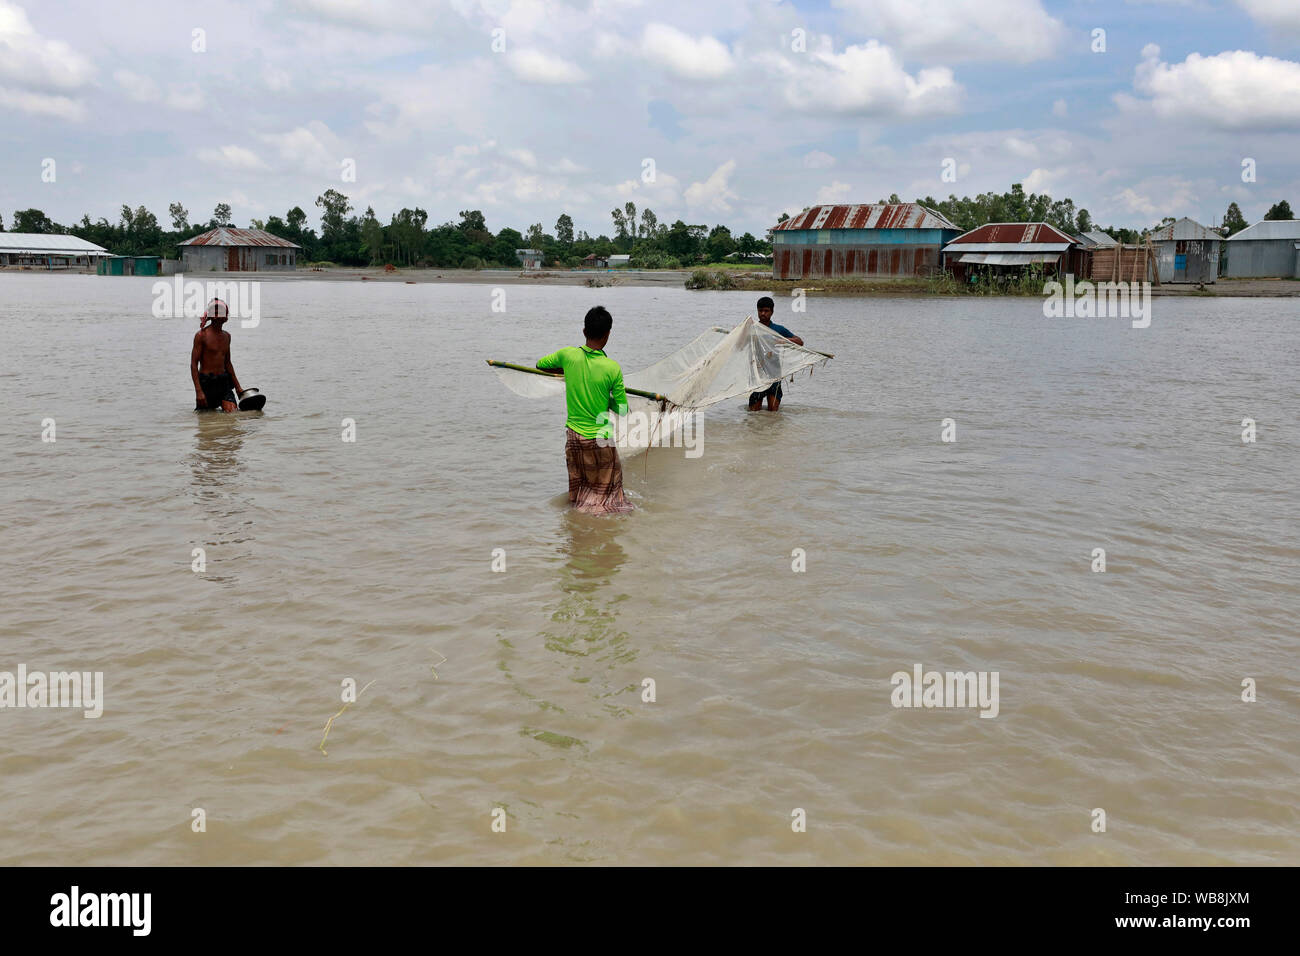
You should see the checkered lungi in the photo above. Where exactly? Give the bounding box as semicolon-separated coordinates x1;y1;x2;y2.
565;428;634;515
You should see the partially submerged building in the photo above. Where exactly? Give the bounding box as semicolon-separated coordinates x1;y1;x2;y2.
0;232;109;268
515;248;543;269
97;255;163;276
771;203;961;280
942;223;1080;280
1148;218;1220;283
178;227;300;272
1224;220;1300;278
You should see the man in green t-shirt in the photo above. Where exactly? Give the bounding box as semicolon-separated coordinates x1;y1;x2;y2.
536;306;634;515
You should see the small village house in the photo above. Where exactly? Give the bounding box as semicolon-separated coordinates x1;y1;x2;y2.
942;223;1081;281
1148;217;1220;283
1224;220;1300;279
771;203;961;280
178;227;300;272
515;248;543;269
0;233;109;269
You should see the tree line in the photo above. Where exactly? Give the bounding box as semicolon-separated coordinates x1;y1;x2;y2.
2;186;1293;268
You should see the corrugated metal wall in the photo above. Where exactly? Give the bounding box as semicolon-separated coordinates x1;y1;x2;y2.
1154;239;1218;282
1224;240;1298;278
773;244;944;279
181;245;297;272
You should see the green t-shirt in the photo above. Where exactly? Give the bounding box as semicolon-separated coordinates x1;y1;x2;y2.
536;345;628;439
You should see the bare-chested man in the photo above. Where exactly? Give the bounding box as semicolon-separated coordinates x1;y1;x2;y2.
191;299;244;412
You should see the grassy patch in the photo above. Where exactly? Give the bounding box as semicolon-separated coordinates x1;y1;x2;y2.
684;269;738;290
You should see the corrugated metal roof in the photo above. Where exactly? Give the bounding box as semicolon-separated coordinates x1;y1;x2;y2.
1226;219;1300;241
772;203;958;232
946;222;1076;246
955;252;1062;265
179;227;300;248
944;241;1071;253
1083;230;1118;247
0;232;109;254
1148;217;1219;241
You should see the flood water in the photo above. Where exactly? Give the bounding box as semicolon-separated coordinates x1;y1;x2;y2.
0;272;1296;865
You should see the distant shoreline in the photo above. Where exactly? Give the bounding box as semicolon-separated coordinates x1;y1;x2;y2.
5;265;1299;296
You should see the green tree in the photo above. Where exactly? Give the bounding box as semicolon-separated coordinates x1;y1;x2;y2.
1264;200;1294;221
525;222;544;248
360;206;383;264
1222;202;1248;236
610;207;629;240
168;202;188;230
492;227;525;266
316;190;353;239
640;207;658;240
1076;209;1093;234
458;209;487;234
13;209;54;233
664;219;696;260
706;225;736;262
212;203;232;227
555;213;574;247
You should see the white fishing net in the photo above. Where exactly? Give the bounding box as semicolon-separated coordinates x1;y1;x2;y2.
489;316;832;453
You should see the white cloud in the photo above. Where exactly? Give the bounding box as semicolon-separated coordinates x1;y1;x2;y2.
608;170;683;209
284;0;440;33
1052;98;1067;117
508;49;587;84
114;69;159;102
115;70;205;111
165;85;205;111
0;85;85;120
0;0;94;89
506;147;538;168
1003;136;1039;160
641;23;734;79
260;122;341;175
803;150;837;169
761;40;960;117
834;0;1064;64
1132;45;1300;130
815;181;854;204
197;145;268;170
684;159;738;212
1021;167;1058;193
264;67;292;92
1237;0;1300;32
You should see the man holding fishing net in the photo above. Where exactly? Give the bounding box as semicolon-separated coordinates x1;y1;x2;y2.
536;306;635;515
748;296;804;412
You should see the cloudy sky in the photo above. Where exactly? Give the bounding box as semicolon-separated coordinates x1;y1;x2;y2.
2;0;1299;237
